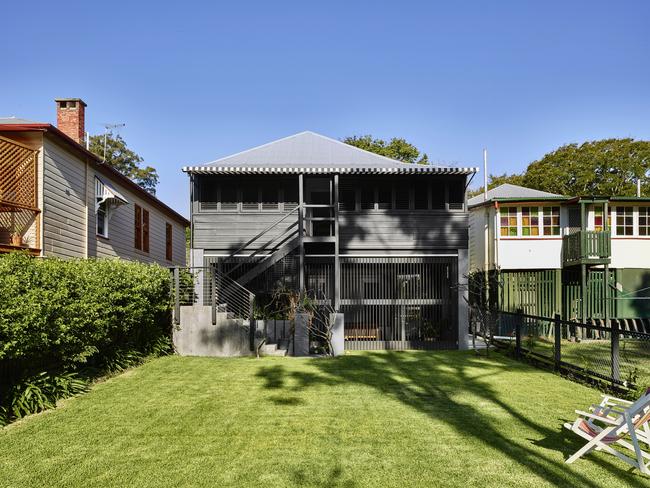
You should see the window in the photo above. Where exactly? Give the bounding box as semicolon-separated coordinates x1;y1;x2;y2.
431;181;445;209
500;207;518;236
521;207;539;236
220;185;237;211
134;204;149;252
96;203;108;237
616;206;634;236
639;207;650;236
165;223;173;261
261;187;279;211
394;187;410;210
377;183;391;210
360;187;374;210
448;180;465;210
135;205;142;250
339;183;356;211
284;185;299;210
414;182;429;210
542;207;560;236
594;205;611;232
241;184;259;211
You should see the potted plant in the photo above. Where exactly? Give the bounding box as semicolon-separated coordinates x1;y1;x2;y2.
10;232;23;247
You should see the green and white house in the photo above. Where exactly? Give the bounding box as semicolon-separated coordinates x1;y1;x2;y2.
468;183;650;322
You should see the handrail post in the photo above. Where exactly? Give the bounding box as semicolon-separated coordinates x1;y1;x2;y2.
174;267;180;325
249;292;255;351
554;313;561;371
611;318;620;384
211;267;217;325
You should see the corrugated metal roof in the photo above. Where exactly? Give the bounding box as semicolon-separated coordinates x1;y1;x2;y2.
468;184;565;207
183;131;478;175
0;117;39;125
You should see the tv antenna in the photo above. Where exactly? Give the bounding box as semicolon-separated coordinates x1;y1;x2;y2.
101;123;126;162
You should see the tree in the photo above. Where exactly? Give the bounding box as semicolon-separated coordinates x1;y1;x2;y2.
472;139;650;198
343;135;429;164
89;132;159;195
524;139;650;197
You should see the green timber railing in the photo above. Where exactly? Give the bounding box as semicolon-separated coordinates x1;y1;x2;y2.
562;230;611;267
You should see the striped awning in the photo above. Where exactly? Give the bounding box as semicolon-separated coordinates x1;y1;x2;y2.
95;176;128;210
182;166;477;175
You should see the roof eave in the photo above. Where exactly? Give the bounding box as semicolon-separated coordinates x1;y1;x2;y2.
182;166;479;175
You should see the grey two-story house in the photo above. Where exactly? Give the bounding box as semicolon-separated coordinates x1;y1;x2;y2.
183;131;477;350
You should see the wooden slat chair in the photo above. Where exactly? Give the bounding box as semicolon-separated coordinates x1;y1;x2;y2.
564;389;650;475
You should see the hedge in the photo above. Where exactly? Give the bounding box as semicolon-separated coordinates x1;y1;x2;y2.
0;253;173;424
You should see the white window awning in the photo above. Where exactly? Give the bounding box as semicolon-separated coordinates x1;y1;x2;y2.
95;176;129;211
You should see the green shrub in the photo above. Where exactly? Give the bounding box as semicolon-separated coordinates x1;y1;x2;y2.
0;253;173;425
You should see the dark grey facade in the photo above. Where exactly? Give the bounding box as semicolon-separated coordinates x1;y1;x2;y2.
184;132;476;350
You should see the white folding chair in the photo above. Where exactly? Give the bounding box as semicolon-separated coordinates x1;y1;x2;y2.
564;389;650;475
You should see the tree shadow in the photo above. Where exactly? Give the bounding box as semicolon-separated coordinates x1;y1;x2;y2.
256;352;647;487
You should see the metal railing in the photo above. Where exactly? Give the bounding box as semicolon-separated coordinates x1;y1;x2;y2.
171;266;255;326
562;230;611;266
494;311;650;390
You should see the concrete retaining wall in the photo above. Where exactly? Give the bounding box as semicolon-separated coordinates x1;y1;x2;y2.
173;306;251;357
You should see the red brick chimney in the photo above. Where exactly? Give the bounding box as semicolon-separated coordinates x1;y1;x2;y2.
55;98;87;144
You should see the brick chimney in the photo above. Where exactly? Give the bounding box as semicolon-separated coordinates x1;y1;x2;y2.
55;98;87;144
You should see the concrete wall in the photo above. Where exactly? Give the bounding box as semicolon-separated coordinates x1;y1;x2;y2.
174;307;251;356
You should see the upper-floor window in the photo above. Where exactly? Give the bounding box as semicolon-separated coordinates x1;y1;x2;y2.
94;176;128;239
165;223;173;261
134;204;149;253
338;178;461;211
521;207;539;236
96;204;108;238
500;206;560;237
639;207;650;236
500;207;518;236
542;207;560;235
594;205;611;232
615;206;634;236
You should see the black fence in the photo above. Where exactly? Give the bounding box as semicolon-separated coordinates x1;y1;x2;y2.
493;311;650;390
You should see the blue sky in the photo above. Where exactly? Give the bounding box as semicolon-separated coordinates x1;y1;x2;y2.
3;1;649;216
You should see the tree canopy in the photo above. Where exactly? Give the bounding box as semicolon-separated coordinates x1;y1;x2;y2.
89;132;159;195
470;138;650;197
343;135;429;164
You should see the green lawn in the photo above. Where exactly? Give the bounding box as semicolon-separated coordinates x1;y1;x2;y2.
1;351;648;487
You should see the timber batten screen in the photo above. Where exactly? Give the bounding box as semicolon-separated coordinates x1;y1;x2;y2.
309;256;458;350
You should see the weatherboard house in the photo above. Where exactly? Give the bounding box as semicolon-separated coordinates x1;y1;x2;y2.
468;183;650;322
184;131;478;350
0;99;188;265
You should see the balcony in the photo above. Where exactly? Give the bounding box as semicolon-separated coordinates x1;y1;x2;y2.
562;230;610;267
0;135;40;255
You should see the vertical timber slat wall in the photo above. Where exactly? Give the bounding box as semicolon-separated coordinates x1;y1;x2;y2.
339;256;458;350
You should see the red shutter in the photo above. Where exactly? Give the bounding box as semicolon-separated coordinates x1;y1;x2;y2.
165;223;173;261
142;209;150;253
134;205;142;250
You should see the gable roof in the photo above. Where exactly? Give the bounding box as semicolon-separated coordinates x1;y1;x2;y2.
468;183;565;208
0;121;189;226
183;131;477;175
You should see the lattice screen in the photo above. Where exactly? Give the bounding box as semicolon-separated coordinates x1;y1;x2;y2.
0;136;38;208
0;136;39;249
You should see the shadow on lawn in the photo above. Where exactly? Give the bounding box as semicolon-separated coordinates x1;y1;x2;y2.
256;352;644;487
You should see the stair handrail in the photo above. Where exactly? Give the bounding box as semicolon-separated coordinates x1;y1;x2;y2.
227;205;300;259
